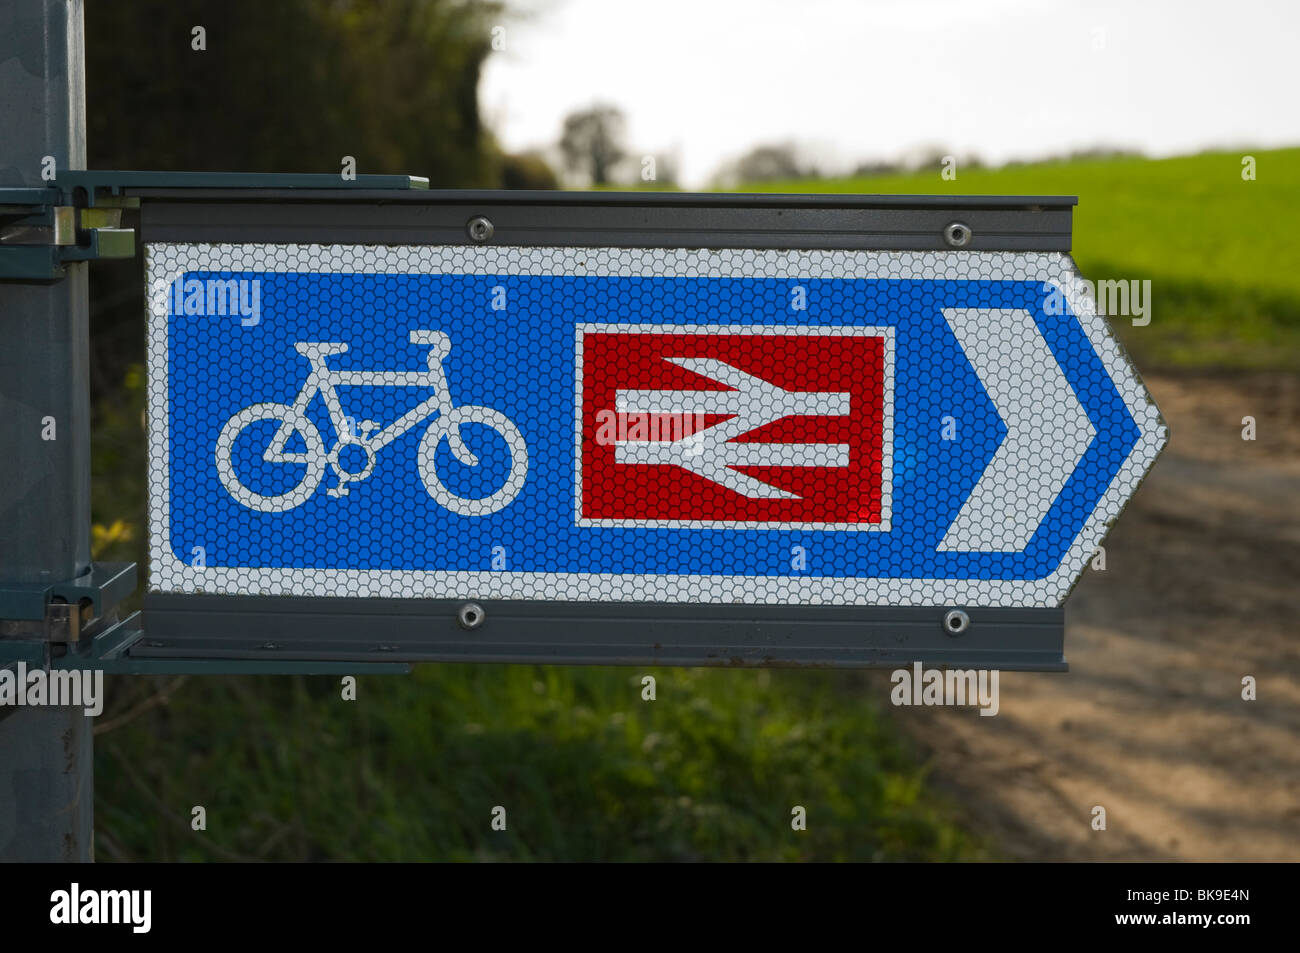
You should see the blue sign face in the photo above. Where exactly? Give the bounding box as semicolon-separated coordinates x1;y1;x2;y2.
145;244;1166;608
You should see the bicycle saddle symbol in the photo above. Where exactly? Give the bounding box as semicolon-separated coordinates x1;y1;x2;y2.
215;330;528;516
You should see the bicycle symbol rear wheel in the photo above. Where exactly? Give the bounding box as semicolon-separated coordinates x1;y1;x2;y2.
215;403;326;512
417;406;528;516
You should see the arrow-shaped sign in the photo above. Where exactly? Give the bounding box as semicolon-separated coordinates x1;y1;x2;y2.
614;357;850;499
153;242;1167;626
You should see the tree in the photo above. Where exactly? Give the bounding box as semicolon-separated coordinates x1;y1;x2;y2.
557;104;627;186
713;142;815;187
501;152;559;190
733;144;806;181
83;0;506;401
87;0;504;184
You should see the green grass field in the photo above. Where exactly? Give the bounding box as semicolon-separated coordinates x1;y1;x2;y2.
95;667;981;861
740;148;1300;370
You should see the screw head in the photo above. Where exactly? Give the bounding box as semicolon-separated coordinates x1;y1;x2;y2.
466;215;494;242
943;609;971;636
458;602;485;630
943;221;972;248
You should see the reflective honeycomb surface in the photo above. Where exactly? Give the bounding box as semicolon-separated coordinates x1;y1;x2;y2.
145;244;1166;607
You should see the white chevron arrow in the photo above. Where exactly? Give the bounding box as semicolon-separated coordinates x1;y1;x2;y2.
614;357;850;499
937;308;1096;552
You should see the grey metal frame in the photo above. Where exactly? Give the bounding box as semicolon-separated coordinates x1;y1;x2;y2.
130;188;1075;251
125;187;1078;671
139;594;1066;671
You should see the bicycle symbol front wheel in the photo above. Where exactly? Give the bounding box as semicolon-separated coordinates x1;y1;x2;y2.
417;406;528;516
215;402;326;512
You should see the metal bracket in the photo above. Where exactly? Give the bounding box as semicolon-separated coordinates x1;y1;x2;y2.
53;170;429;206
0;561;137;643
0;170;429;281
43;599;94;643
0;188;134;280
0;612;411;676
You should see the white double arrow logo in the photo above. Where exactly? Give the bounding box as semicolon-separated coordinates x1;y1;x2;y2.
614;358;850;499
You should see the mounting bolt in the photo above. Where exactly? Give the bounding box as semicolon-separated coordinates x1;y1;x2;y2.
466;215;494;242
943;221;972;248
942;609;970;636
458;602;485;630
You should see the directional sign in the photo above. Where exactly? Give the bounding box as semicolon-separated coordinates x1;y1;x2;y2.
147;244;1164;598
136;194;1166;668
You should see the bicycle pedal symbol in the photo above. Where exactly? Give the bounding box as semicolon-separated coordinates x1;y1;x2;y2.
215;330;529;516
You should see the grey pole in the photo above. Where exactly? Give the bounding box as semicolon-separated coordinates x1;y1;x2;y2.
0;0;94;862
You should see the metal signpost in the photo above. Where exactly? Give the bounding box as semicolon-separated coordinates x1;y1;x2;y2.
0;0;1166;862
0;0;95;862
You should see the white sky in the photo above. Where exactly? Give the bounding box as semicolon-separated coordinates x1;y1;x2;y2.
480;0;1300;186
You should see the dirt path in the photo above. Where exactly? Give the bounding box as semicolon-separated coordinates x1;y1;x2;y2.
891;371;1300;861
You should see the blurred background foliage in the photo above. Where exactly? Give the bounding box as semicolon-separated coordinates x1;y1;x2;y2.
86;0;509;407
88;0;503;183
84;0;980;861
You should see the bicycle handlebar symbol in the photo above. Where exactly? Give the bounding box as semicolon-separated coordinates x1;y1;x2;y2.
215;330;529;516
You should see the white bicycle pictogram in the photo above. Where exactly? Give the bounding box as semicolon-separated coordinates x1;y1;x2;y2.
215;330;528;516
